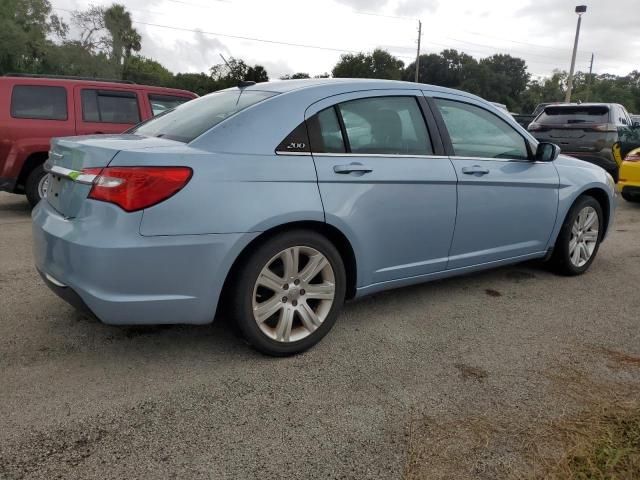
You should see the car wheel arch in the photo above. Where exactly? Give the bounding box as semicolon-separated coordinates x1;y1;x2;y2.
578;187;611;238
219;221;358;318
16;151;48;192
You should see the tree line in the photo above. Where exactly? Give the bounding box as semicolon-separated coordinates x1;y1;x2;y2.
2;0;639;114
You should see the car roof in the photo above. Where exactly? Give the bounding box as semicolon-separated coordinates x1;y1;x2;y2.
225;77;483;100
0;75;196;97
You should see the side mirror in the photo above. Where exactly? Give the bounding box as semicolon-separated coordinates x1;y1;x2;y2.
535;142;560;162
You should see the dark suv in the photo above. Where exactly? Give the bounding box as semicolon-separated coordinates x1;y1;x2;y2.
0;74;197;206
528;103;638;181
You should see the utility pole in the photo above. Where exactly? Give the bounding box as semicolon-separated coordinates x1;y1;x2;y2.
585;53;594;102
414;20;422;83
565;5;587;103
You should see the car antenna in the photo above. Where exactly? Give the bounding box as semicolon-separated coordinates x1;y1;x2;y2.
219;53;256;88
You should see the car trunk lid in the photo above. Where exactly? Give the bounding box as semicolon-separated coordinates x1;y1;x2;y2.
45;134;183;218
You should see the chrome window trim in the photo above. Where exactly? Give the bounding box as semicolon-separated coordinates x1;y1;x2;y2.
449;155;545;164
275;151;312;156
310;152;449;159
44;164;97;185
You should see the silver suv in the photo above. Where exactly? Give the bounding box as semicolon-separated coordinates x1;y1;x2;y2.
528;103;638;181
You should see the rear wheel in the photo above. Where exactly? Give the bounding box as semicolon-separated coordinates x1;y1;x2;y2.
231;230;346;356
550;195;603;276
25;164;48;208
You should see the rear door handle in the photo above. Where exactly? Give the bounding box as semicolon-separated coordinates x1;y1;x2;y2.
333;162;373;174
461;165;490;175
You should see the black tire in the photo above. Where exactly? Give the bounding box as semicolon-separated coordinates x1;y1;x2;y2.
621;191;640;203
25;164;47;208
230;230;346;356
550;195;603;276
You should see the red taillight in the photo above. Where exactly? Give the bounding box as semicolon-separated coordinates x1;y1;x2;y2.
590;123;618;132
84;166;192;212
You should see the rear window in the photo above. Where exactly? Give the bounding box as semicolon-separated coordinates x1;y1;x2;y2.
11;85;67;120
132;90;277;143
537;106;610;125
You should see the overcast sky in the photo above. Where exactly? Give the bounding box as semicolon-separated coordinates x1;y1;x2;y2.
52;0;639;80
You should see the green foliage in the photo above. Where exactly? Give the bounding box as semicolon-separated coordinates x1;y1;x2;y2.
0;0;66;74
2;0;639;113
332;48;404;80
123;56;172;86
171;73;218;96
280;72;311;80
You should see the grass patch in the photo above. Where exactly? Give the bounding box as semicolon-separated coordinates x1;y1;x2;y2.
542;403;640;479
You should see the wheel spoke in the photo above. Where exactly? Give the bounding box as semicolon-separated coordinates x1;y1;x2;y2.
281;247;300;279
583;211;597;229
569;237;578;254
298;302;322;331
571;223;580;236
571;242;581;265
275;306;294;342
583;230;598;242
579;242;589;262
257;267;285;292
254;296;283;323
299;254;328;283
304;282;335;300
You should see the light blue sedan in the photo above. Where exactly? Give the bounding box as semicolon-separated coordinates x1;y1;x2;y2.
33;79;616;356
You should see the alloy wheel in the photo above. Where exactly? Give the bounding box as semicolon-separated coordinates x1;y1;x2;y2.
252;246;335;343
569;206;599;267
38;173;50;200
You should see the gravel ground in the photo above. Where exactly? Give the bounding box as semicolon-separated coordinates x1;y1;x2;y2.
1;191;639;479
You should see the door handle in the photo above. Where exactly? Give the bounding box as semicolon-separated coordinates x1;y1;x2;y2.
461;165;490;175
333;162;373;174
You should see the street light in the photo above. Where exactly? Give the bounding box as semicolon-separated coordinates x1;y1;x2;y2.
565;5;587;103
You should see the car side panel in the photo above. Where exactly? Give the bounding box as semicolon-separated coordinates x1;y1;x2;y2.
119;148;326;236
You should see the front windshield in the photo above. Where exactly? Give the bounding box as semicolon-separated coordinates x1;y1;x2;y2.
131;90;277;143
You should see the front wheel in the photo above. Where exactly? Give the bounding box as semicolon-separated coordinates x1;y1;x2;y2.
230;230;346;356
550;195;603;276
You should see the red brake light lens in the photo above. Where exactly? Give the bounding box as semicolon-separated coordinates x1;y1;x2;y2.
85;166;192;212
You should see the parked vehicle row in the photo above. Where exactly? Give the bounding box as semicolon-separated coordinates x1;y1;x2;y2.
0;74;197;206
32;79;616;356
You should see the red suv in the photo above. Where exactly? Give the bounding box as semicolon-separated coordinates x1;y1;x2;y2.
0;74;197;206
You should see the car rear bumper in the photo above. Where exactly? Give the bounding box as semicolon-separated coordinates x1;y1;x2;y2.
32;199;257;325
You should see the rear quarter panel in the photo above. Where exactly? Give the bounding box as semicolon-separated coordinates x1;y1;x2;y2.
108;146;325;236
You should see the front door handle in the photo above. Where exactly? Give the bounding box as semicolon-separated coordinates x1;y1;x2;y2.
333;162;373;174
461;165;490;175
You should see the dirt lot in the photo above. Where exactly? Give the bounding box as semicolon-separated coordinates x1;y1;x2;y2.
1;191;639;479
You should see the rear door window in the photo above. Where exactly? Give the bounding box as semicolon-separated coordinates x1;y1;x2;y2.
337;96;432;155
307;107;347;153
537;105;610;125
148;94;192;116
11;85;67;120
131;90;277;143
81;89;141;124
